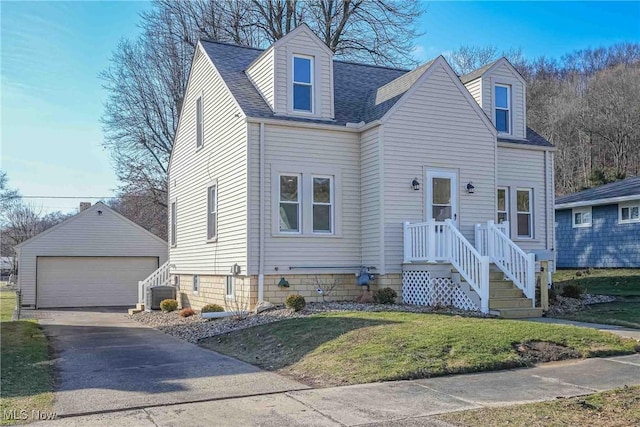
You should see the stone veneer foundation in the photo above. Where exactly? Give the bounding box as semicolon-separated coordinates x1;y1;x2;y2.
173;273;404;310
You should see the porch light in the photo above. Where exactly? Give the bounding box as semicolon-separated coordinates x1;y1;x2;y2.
411;178;420;191
466;182;475;194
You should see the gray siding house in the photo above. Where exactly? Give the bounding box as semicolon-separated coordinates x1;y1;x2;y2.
555;177;640;268
148;25;555;317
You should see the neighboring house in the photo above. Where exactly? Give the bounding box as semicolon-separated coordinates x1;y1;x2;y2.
555;177;640;268
0;257;14;279
156;25;555;317
16;202;167;308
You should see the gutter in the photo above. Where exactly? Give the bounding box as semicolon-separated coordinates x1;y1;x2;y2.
258;122;265;301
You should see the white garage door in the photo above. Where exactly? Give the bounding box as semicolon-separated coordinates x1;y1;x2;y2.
37;257;159;308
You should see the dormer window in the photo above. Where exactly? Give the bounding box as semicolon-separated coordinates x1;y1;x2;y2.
293;55;313;112
495;84;511;133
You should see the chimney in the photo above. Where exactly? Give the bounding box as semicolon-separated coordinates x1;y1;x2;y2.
79;202;91;212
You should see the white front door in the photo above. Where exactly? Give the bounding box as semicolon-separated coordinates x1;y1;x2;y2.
426;170;458;226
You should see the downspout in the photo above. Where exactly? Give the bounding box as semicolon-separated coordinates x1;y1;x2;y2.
258;122;265;301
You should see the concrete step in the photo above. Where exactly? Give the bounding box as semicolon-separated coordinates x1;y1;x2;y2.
493;307;544;319
136;303;145;311
489;288;525;298
489;279;517;290
489;298;534;309
128;308;143;315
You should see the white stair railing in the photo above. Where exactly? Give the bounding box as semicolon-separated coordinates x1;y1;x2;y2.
138;260;171;310
485;221;536;306
475;221;509;259
443;220;490;313
403;220;490;313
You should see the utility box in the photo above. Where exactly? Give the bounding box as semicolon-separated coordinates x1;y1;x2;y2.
151;286;177;310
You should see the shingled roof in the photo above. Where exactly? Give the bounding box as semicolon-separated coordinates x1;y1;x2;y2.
556;176;640;208
198;40;553;148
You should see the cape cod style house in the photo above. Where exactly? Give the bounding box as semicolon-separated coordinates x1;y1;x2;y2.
139;25;555;318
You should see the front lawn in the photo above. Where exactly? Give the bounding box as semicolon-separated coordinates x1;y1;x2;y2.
200;311;638;387
438;385;640;427
552;269;640;328
0;292;54;425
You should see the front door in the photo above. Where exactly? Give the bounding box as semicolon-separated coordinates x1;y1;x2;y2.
426;170;458;226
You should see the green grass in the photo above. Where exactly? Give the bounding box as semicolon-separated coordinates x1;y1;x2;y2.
438;385;640;427
0;292;54;425
553;269;640;296
200;311;638;387
552;269;640;329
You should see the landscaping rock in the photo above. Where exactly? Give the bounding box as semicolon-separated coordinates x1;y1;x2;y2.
254;300;276;314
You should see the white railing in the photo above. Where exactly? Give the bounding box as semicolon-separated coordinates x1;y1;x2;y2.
484;221;536;306
475;221;509;259
404;220;490;313
138;260;171;310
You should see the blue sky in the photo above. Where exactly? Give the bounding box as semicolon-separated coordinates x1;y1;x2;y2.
2;1;639;214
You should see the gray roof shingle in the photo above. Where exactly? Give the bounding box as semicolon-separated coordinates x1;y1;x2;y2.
498;128;553;148
459;59;499;83
198;40;553;148
556;176;640;207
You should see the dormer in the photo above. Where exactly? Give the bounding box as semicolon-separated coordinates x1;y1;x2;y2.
246;24;335;120
461;58;527;140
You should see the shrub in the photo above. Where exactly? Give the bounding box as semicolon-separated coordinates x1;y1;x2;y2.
201;303;224;313
373;287;397;305
285;294;306;312
160;299;178;312
180;308;195;317
561;283;583;299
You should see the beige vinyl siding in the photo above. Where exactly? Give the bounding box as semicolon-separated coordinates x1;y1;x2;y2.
383;62;497;273
17;205;167;306
273;28;334;119
360;125;383;269
169;46;248;276
482;62;526;139
246;48;275;110
248;123;361;273
464;78;482;107
498;146;551;251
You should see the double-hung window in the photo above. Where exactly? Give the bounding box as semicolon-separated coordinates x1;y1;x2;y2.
497;187;509;224
279;174;301;233
312;176;333;233
207;184;217;240
495;84;511;133
572;207;592;228
196;96;204;148
516;188;533;238
619;202;640;223
293;55;313;112
170;201;177;246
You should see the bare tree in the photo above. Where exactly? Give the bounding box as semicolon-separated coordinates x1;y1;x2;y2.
107;192;168;240
0;171;21;221
447;45;526;76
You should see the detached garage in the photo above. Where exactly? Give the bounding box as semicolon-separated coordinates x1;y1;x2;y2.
16;202;167;308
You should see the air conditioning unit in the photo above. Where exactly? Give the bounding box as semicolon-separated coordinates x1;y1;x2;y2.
150;286;177;310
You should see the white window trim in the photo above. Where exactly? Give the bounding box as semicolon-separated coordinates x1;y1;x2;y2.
207;182;218;242
494;83;511;135
196;95;204;149
572;206;592;228
312;175;334;234
292;54;314;114
516;188;533;239
225;276;235;300
271;164;342;237
278;173;302;234
170;199;177;247
193;275;200;295
497;186;509;224
619;201;640;224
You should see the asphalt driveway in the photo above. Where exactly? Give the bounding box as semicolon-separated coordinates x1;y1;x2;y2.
37;308;308;416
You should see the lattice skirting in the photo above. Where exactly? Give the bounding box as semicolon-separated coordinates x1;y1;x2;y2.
402;271;479;311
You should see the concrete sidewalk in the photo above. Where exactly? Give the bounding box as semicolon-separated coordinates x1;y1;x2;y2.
33;353;640;427
524;317;640;340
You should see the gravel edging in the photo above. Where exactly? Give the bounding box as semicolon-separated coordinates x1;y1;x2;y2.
546;293;616;316
129;302;491;343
